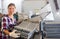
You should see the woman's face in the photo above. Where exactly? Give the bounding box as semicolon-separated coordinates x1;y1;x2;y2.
8;5;15;15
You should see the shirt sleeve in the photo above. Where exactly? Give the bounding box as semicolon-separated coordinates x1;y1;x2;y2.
2;16;8;30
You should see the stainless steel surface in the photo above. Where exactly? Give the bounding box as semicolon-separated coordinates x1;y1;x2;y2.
40;35;60;39
14;21;37;32
41;21;60;38
14;21;38;39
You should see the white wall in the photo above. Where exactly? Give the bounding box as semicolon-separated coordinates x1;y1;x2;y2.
0;0;2;13
0;0;1;9
22;0;47;14
41;4;54;20
48;0;60;21
2;0;24;14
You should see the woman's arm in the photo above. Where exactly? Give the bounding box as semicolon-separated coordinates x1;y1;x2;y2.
2;16;10;35
3;29;10;35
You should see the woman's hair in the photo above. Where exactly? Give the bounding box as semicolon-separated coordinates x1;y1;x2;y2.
8;3;16;8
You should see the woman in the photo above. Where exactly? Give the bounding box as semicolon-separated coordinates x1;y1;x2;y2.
1;3;20;39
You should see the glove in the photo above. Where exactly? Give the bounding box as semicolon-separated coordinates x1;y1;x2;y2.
9;30;20;38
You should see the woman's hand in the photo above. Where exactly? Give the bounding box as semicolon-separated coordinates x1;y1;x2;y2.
9;30;20;38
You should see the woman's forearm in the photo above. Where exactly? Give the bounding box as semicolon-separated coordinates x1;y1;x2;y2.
3;29;10;35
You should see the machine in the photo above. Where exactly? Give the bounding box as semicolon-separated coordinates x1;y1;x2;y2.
14;21;37;39
40;20;60;39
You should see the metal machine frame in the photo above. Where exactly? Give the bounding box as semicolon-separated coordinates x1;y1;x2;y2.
14;21;38;39
40;20;60;39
